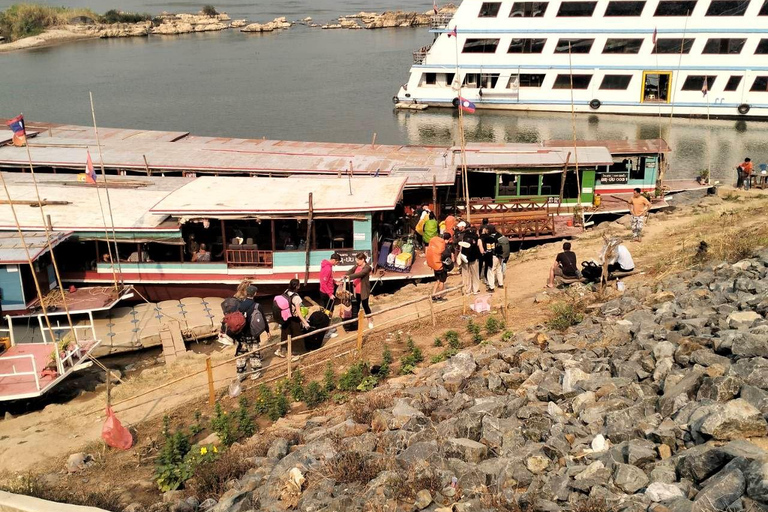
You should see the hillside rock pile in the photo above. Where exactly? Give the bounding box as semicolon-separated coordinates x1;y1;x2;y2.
167;248;768;512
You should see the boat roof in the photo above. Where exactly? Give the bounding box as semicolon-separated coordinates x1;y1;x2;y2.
461;145;614;169
150;176;408;216
0;121;452;188
0;230;71;264
0;172;188;232
543;139;671;156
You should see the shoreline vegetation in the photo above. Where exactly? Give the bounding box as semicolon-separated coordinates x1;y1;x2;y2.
0;3;458;53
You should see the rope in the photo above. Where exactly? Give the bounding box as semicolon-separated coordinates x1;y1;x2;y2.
88;149;120;291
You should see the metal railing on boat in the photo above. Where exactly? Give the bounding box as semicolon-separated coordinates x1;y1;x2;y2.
225;248;273;267
430;13;453;28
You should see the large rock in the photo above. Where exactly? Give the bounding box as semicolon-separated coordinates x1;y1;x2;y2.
442;353;476;392
696;376;741;402
732;334;768;357
614;463;650;494
692;468;746;512
444;437;488;464
646;482;685;502
745;458;768;503
728;311;762;330
730;358;768;389
698;399;768;440
659;370;705;417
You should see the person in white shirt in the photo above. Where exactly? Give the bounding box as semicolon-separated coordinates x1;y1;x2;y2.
600;242;635;273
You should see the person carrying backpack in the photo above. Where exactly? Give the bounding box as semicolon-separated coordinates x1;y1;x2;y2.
237;285;269;378
273;279;309;358
427;232;453;301
346;253;373;329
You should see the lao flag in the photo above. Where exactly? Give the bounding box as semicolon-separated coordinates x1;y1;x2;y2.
85;150;97;184
447;26;457;38
6;114;26;147
702;81;708;97
458;97;476;113
652;28;657;45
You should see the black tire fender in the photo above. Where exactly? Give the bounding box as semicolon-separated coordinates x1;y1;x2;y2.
392;95;399;104
589;99;601;110
738;103;750;115
452;97;460;108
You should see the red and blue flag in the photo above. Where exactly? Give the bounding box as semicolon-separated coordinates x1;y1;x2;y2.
447;26;457;38
6;114;26;147
85;149;97;184
458;97;476;113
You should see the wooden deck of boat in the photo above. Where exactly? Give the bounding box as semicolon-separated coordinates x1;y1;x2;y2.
0;344;56;400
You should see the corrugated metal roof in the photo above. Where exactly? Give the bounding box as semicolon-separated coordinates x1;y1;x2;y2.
543;139;670;155
462;146;613;168
0;172;188;232
0;230;71;264
150;176;407;215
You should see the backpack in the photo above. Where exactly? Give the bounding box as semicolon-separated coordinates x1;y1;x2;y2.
223;311;246;335
442;253;455;272
249;304;268;338
221;297;240;315
581;261;603;282
271;291;295;325
497;235;510;261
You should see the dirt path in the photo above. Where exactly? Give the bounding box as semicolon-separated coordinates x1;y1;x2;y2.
1;187;765;475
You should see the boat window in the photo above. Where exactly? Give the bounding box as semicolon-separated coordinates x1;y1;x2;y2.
463;73;501;88
724;75;743;91
600;75;633;89
756;39;768;54
479;2;503;16
510;1;550;16
654;0;698;15
557;1;598;16
552;74;593;89
315;219;354;250
761;0;768;13
462;38;500;53
630;157;646;180
508;38;547;53
541;174;560;196
519;174;540;195
750;76;768;91
681;75;716;91
702;38;746;53
445;73;456;86
643;72;672;102
554;38;595;53
604;1;647;15
602;38;644;53
519;74;547;87
705;0;749;15
424;73;437;85
653;38;695;53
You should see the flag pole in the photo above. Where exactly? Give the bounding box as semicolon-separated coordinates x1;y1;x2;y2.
452;26;471;223
567;42;582;223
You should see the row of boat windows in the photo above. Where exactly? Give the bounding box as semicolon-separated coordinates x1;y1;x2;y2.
422;72;768;91
462;37;768;55
479;0;768;17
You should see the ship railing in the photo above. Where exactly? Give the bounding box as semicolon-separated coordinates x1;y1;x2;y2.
0;354;41;393
413;45;431;64
430;13;453;28
225;248;274;268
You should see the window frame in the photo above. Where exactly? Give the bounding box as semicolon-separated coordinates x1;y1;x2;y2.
508;38;547;53
554;38;595;54
462;38;501;54
756;39;768;54
556;1;598;16
654;0;697;15
552;74;593;89
680;75;716;91
479;2;503;17
653;38;695;54
602;38;644;54
600;74;633;90
604;1;647;15
724;75;743;91
518;73;547;87
702;38;746;54
705;0;749;15
750;76;768;92
761;0;768;14
509;1;550;17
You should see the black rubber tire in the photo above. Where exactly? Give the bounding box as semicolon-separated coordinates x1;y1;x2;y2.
589;99;601;110
452;97;460;108
392;95;399;104
738;103;750;115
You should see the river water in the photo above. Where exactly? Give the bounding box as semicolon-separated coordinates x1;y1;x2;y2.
2;0;768;182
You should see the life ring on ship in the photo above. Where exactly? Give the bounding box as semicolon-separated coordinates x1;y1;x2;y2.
589;99;601;110
392;95;399;104
737;103;750;115
452;97;460;108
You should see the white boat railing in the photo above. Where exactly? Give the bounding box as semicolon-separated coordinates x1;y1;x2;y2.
430;13;452;28
0;353;41;393
413;44;432;64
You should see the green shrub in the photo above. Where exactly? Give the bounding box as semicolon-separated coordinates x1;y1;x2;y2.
236;397;255;438
254;383;273;415
433;336;443;347
332;392;348;404
445;330;461;349
546;301;585;331
486;316;504;335
210;402;236;447
268;393;289;421
187;446;248;501
431;353;446;364
0;4;96;41
323;361;337;392
338;362;367;391
305;380;328;408
189;410;204;436
357;375;378;392
467;319;483;344
155;416;193;491
400;337;424;374
201;4;218;16
378;345;393;379
289;369;305;402
501;330;515;342
101;9;151;23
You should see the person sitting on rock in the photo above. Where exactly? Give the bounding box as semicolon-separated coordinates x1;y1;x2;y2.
547;242;579;288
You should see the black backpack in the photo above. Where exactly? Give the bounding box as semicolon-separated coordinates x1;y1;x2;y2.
581;261;603;282
249;304;268;338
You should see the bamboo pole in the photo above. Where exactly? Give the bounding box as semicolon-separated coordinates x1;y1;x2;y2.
356;310;365;354
503;283;509;324
287;335;293;379
304;193;313;285
142;155;151;176
429;295;436;327
206;357;215;406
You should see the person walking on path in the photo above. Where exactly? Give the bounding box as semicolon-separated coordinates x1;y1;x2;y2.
627;188;651;242
346;252;374;329
275;279;310;358
738;158;753;190
456;221;481;295
319;252;341;311
427;232;453;301
480;225;503;292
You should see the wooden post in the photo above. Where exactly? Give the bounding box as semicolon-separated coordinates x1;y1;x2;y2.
105;368;112;409
348;161;353;195
356;310;365;353
503;283;509;324
462;289;467;315
142;155;151;176
432;175;438;217
206;357;214;406
558;152;571;216
271;219;276;251
371;132;377;148
304;193;313;285
287;335;292;378
428;295;436;327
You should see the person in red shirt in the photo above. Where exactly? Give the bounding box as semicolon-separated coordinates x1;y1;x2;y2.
738;158;753;190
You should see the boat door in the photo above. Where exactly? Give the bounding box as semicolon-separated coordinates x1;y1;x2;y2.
641;71;672;103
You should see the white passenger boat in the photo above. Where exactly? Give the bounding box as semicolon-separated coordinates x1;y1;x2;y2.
395;0;768;118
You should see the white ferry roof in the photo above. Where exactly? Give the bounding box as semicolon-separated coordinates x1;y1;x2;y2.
462;146;614;169
0;172;187;232
544;139;671;156
150;176;408;216
0;230;71;264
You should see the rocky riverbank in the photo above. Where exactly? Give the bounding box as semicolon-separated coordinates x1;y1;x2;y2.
144;246;768;512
